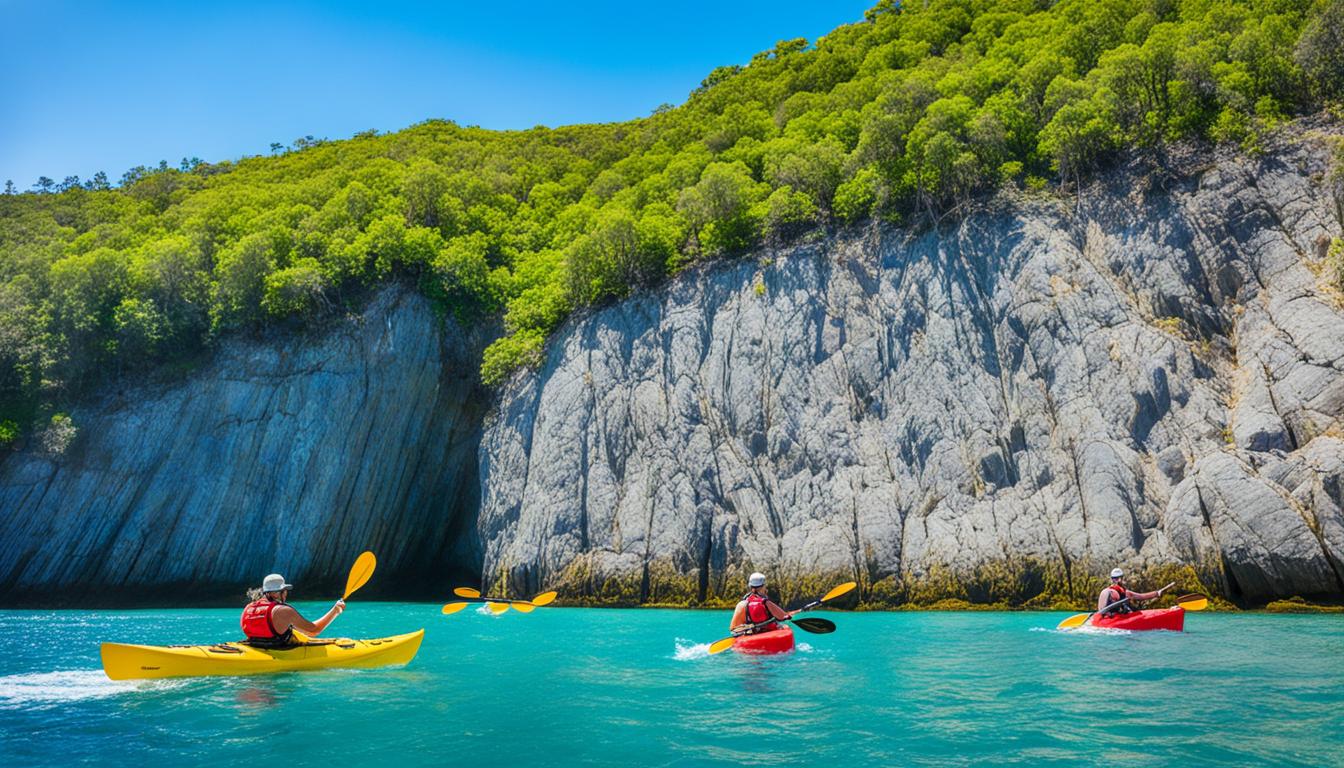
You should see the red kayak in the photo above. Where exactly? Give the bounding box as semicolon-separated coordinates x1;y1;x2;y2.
732;626;795;654
1090;606;1184;631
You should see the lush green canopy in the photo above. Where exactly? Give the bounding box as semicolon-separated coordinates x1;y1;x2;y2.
2;0;1340;443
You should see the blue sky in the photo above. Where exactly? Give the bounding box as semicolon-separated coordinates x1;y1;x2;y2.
0;1;874;188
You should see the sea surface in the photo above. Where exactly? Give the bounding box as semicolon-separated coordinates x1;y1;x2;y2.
0;604;1339;766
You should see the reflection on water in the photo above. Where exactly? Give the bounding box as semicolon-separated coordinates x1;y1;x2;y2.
734;656;777;695
235;685;278;710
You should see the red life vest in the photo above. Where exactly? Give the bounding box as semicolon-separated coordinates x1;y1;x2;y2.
241;598;294;645
1103;584;1132;614
745;593;778;633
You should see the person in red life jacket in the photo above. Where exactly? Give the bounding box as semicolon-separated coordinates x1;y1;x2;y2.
729;572;793;635
240;573;345;647
1097;568;1166;615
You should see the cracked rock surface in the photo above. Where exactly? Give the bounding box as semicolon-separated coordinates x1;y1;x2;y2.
479;123;1344;605
4;124;1342;607
0;289;484;604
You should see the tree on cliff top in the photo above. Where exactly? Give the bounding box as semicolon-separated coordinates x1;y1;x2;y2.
1;0;1339;434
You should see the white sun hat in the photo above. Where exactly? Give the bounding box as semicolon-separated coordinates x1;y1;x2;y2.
748;572;766;587
262;574;293;592
1110;568;1124;579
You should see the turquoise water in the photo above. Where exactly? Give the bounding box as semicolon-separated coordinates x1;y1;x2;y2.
1;605;1340;766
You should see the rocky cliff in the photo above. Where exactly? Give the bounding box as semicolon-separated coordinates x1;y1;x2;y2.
4;125;1343;608
479;123;1344;607
0;289;486;605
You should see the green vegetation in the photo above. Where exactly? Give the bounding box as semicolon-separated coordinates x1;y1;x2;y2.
1263;595;1344;612
2;0;1341;435
493;555;1235;609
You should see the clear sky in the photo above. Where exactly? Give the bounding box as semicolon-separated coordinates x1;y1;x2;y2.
0;1;874;189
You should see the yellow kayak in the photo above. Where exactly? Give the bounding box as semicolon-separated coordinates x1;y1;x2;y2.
101;629;424;680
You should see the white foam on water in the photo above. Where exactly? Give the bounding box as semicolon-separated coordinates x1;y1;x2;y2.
673;639;711;660
1072;625;1131;636
0;670;177;709
1034;625;1131;636
795;642;814;653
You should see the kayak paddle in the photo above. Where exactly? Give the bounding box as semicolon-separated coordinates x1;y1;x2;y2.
707;581;856;655
440;589;557;616
343;551;377;600
707;617;837;655
1057;598;1130;630
1057;581;1181;629
1175;593;1208;611
792;617;836;634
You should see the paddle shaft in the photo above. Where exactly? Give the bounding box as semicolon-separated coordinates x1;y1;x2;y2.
469;596;538;606
1089;581;1179;620
1096;596;1132;617
709;582;854;653
734;595;831;635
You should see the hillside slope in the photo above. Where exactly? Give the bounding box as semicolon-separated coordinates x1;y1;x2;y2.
5;0;1341;442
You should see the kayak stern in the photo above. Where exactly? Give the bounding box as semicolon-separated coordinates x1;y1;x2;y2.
732;626;795;654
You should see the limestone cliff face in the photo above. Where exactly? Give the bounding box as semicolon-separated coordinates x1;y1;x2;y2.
5;127;1343;609
0;289;485;605
478;124;1344;606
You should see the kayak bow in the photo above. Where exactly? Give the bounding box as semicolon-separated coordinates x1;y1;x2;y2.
101;629;424;680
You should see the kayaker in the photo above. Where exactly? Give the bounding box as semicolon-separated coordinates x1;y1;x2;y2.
1097;568;1165;615
241;573;345;647
730;572;793;635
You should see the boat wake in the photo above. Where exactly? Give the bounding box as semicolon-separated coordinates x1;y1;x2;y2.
0;670;180;710
672;639;711;660
1070;625;1132;636
1030;625;1131;636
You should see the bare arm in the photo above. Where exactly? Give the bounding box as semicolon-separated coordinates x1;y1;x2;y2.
767;600;792;621
1125;582;1175;604
730;602;746;630
272;600;345;637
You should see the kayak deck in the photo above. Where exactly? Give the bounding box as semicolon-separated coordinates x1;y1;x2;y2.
732;626;795;654
1090;607;1184;632
101;629;424;680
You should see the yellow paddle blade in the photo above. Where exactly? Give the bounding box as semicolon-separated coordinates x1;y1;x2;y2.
489;601;510;615
441;602;469;615
530;591;557;606
343;551;376;600
1177;595;1208;611
822;582;857;603
708;636;738;655
1057;612;1091;630
454;587;481;598
512;601;536;613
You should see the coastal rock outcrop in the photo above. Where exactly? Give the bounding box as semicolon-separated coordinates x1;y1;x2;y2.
4;126;1343;608
478;124;1344;605
0;289;485;605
